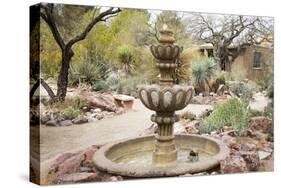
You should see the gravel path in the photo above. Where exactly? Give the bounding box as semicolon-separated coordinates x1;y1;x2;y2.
34;99;153;162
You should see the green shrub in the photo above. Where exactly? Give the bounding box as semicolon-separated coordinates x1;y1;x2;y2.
181;111;196;120
61;106;82;119
198;97;249;136
49;96;88;119
91;80;110;92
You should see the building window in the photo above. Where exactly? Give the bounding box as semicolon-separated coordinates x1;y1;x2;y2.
253;51;262;68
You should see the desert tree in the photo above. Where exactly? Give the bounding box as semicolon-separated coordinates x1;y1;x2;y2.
40;3;121;101
188;14;273;71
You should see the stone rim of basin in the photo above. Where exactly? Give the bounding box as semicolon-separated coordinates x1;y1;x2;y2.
93;134;229;177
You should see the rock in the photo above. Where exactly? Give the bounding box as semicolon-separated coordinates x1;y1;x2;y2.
95;113;104;120
80;167;93;172
54;172;98;184
79;90;117;112
72;116;88;124
209;92;217;97
250;116;272;131
91;108;102;113
258;151;271;160
184;120;200;134
211;171;219;175
115;107;125;115
104;111;114;118
48;145;100;177
239;143;257;152
41;114;50;124
46;119;59;126
220;155;248;173
59;120;73;126
239;151;260;171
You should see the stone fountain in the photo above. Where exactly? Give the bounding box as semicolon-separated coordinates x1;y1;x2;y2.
93;25;229;177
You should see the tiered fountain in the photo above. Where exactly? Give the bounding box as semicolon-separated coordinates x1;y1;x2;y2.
93;25;229;177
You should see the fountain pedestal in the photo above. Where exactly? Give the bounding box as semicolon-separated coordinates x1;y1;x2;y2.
152;112;177;166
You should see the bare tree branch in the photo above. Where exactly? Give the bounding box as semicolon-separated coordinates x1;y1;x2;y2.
67;8;121;48
40;4;65;49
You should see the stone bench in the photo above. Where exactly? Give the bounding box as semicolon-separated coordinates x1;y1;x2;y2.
113;94;134;110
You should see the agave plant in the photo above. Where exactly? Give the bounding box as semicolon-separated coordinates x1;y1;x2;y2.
191;57;218;95
117;45;135;77
68;60;109;86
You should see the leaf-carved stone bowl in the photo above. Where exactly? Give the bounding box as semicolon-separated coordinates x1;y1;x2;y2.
137;84;194;112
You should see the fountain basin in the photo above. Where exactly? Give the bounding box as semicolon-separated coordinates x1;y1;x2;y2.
138;85;193;112
93;134;229;177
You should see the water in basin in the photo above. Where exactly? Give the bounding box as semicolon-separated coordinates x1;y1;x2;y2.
113;148;213;166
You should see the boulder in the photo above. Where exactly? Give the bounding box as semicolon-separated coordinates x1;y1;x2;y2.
46;119;59;126
72;116;88;124
79;90;117;112
59;120;73;126
48;145;100;177
220;155;248;173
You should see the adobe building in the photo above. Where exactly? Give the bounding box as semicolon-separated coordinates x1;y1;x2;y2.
198;43;273;80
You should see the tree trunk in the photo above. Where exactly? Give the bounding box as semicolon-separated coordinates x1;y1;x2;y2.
56;50;72;101
40;78;56;101
30;79;40;100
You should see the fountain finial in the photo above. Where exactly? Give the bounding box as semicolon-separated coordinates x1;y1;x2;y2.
159;24;175;44
150;24;181;86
